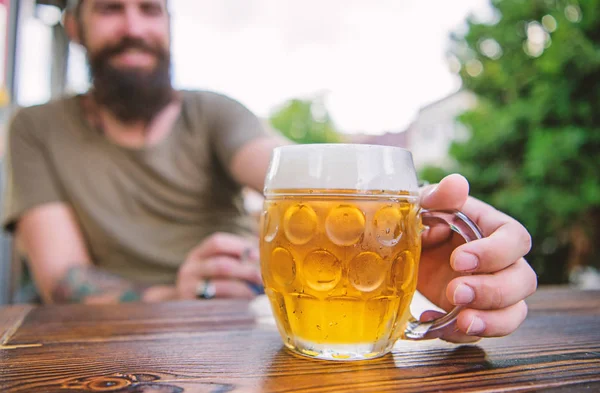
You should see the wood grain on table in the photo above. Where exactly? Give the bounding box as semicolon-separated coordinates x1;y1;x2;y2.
0;286;599;393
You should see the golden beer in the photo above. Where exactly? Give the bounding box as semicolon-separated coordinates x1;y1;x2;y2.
261;144;482;360
260;189;422;360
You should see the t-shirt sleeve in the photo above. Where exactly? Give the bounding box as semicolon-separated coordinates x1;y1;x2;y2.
2;109;65;232
203;92;274;167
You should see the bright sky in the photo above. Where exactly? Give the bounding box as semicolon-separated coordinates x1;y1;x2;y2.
169;0;490;134
17;0;491;135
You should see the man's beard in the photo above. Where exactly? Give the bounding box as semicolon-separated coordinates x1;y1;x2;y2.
87;36;173;124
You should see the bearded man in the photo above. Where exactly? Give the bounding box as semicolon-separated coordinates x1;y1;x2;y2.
3;0;536;344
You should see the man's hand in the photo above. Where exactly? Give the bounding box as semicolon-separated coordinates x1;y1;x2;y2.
417;174;537;343
177;233;263;299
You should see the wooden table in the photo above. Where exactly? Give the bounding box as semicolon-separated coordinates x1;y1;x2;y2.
1;286;599;393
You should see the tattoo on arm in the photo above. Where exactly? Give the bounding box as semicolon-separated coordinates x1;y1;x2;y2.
51;266;145;304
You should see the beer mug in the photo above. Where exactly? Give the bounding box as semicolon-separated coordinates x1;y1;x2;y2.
260;144;483;361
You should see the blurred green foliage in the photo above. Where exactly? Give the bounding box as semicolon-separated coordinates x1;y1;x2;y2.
420;0;600;283
269;97;342;144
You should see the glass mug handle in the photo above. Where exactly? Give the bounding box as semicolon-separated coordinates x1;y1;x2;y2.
403;209;484;340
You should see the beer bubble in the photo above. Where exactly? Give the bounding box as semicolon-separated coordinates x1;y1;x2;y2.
303;250;342;291
348;252;388;292
283;204;318;245
392;251;415;291
406;205;421;241
270;247;297;286
374;206;403;246
325;205;366;246
262;204;281;242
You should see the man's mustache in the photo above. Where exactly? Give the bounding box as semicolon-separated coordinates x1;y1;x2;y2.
97;37;164;59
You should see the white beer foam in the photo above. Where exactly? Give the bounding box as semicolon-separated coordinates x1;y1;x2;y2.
264;144;419;194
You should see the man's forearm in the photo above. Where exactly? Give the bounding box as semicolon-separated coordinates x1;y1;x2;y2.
51;266;176;304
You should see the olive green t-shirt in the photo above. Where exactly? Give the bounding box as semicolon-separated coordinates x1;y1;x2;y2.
3;90;270;285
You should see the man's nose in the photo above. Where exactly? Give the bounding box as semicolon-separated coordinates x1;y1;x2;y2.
121;8;146;38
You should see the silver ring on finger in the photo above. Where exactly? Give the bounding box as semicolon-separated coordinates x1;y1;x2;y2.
196;279;216;300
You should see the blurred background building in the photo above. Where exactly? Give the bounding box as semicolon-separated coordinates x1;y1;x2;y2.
350;90;477;170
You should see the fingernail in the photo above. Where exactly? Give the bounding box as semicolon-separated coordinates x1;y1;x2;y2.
466;315;485;335
453;252;479;272
453;283;475;305
422;185;438;203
